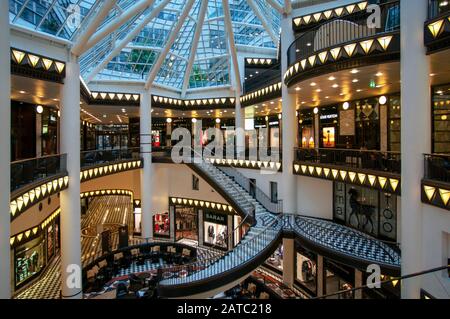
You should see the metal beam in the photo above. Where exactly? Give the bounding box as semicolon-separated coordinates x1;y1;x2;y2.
246;0;279;45
181;0;209;97
144;0;196;90
85;0;171;83
222;0;242;94
82;0;156;55
71;0;118;56
265;0;284;15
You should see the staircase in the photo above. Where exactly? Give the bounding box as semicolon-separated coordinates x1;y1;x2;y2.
157;160;282;298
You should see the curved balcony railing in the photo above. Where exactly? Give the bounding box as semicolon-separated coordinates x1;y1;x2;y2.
81;148;141;169
243;64;281;94
11;154;67;192
428;0;450;19
287;0;400;67
294;148;401;174
219;166;283;214
424;153;450;183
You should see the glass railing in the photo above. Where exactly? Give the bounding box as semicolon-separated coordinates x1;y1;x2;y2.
220;166;283;214
243;64;281;94
80;147;141;169
294;148;401;174
287;0;400;67
424;153;450;183
157;217;280;286
314;265;449;299
11;154;67;192
428;0;450;19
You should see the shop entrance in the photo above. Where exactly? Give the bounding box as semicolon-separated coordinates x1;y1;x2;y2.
175;207;198;242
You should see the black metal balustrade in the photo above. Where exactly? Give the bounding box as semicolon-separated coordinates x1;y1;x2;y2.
294;148;401;174
424;153;450;183
428;0;450;19
287;0;400;67
81;148;141;168
244;64;281;94
11;154;67;192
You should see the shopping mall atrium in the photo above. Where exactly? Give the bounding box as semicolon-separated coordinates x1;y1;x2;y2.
1;0;449;300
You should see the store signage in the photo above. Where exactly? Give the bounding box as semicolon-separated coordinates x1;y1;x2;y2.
269;121;279;126
204;212;227;225
320;114;338;120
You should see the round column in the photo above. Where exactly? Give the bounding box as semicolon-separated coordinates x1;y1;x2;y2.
400;0;430;299
0;0;11;299
140;91;153;239
60;54;82;299
281;13;298;214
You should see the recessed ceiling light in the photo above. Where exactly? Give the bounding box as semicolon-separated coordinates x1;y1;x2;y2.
357;89;362;92
430;73;436;77
295;87;301;91
310;82;317;87
325;96;330;99
332;84;339;88
339;93;345;96
328;76;336;81
375;72;383;77
316;89;322;92
19;91;26;94
350;69;359;74
352;79;359;83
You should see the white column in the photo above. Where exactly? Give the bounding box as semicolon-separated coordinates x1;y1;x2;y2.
235;94;245;157
282;238;295;287
166;122;172;147
60;54;82;299
140;91;153;239
0;0;11;299
400;0;430;299
281;13;297;214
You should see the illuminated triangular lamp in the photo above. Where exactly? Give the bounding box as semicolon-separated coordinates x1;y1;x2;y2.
358;2;368;10
330;47;341;60
439;188;450;205
324;168;330;177
308;166;315;175
294;62;300;72
308;55;317;67
377;36;393;51
324;10;333;19
294;164;300;173
92;92;99;99
301;165;307;173
294;18;301;26
12;50;26;64
55;62;65;73
391;280;399;287
428;20;444;38
335;7;344;16
300;59;307;70
42;58;53;70
316;167;323;176
313;13;322;22
424;186;436;201
368;175;376;186
349;172;356;182
10;201;17;217
378;176;387;189
340;170;347;180
318;51;328;63
390;179;399;192
10;237;15;246
344;43;357;57
360;39;374;54
303;15;311;24
332;169;339;179
358;173;366;184
27;54;40;67
346;4;356;14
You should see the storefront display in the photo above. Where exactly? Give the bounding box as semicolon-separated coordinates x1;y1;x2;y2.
295;246;317;295
324;259;354;299
355;99;380;150
333;182;397;241
176;207;198;241
266;244;283;272
299;110;315;148
15;236;45;288
153;212;170;237
322;127;336;148
319;107;339;148
203;211;228;249
432;84;450;153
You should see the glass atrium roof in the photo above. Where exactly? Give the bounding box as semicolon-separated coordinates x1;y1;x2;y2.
9;0;282;92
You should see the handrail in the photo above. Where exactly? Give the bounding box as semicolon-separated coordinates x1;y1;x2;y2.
293;215;399;265
11;153;66;165
157;216;281;285
313;265;449;299
219;166;283;214
80;147;141;168
287;0;400;67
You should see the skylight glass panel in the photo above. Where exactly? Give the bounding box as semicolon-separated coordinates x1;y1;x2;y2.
188;56;229;89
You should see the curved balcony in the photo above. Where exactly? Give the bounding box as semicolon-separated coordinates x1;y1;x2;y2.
285;1;400;87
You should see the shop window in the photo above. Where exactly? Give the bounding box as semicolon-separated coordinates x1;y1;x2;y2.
324;259;354;299
432;84;450;154
295;246;317;295
204;211;228;250
319;107;339;148
270;182;278;203
333;182;397;242
299;110;315;148
388;95;401;152
15;236;45;288
192;175;199;191
176;207;198;242
153;212;170;237
266;244;283;272
356;99;380;150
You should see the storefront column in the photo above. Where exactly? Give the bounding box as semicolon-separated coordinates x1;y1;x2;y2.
317;255;324;297
281;13;297;214
400;0;430;299
314;113;320;150
282;238;295;287
354;269;363;299
235;97;245;157
140;91;153;239
59;53;82;299
0;0;11;299
166;122;172;147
